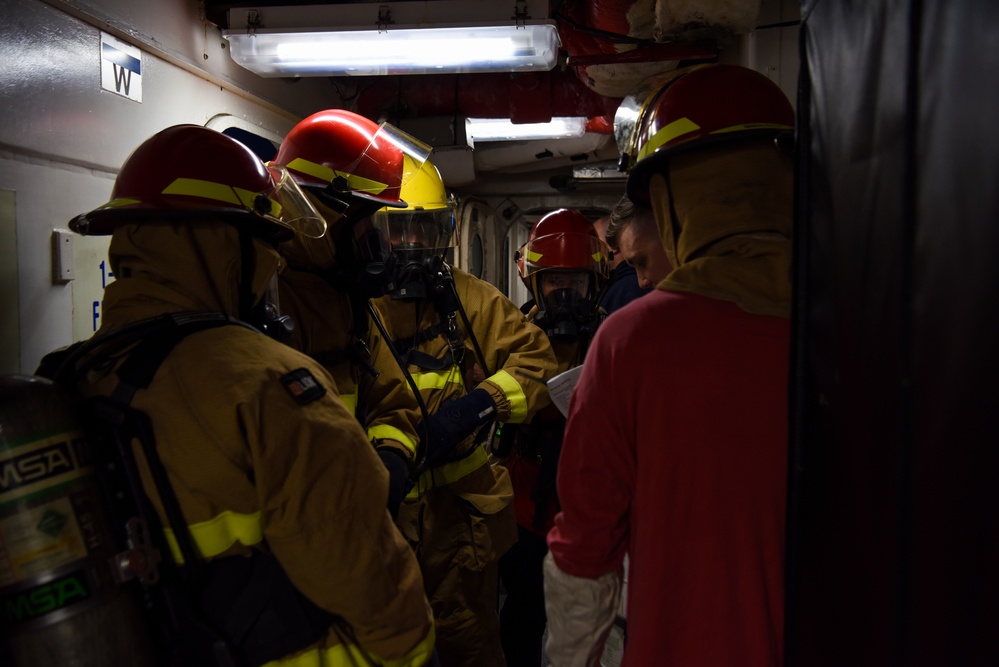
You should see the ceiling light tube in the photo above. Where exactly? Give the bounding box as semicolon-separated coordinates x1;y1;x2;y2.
224;23;560;77
466;117;588;142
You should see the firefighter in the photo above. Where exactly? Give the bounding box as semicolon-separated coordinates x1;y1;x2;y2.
495;208;609;667
56;124;436;666
544;63;794;667
270;109;436;516
367;157;559;667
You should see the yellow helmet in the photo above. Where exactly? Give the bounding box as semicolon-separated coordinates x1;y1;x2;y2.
371;156;457;261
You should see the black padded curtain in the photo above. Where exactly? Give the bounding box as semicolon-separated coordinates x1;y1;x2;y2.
787;1;999;665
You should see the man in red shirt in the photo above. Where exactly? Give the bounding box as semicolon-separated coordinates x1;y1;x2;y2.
543;63;795;667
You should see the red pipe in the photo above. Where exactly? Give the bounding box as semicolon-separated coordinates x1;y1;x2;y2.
353;70;622;125
566;42;719;67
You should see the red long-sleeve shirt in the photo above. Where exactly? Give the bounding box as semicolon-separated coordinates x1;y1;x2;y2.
548;290;789;667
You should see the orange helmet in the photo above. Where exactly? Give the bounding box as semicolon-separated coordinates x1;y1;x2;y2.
622;64;795;206
70;124;325;241
272;109;432;214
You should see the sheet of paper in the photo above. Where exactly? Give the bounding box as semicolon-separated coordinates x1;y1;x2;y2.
546;365;583;417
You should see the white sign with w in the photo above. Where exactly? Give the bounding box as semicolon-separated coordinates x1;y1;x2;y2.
100;32;142;103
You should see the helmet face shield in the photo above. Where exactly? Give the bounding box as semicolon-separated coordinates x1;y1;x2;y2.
374;208;455;256
614;69;690;173
264;165;327;238
372;205;456;302
335;123;432;208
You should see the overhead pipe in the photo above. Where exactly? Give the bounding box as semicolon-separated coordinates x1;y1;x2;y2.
566;41;718;67
555;0;760;97
352;70;621;126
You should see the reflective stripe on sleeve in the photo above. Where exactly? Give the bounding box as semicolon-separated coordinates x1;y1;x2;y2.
485;369;529;423
369;424;418;456
411;367;464;391
405;445;489;500
163;509;264;564
262;623;436;667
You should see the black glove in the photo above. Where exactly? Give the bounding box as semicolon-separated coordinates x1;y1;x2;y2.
421;388;496;464
377;448;411;518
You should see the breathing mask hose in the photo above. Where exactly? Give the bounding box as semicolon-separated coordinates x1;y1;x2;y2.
434;266;492;378
366;301;433;481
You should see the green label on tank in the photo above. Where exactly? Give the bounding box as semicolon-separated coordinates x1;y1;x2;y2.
0;570;91;626
0;432;91;508
36;509;68;537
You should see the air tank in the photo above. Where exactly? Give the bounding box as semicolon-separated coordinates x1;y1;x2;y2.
0;374;157;666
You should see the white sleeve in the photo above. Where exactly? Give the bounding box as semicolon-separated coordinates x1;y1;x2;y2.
543;551;623;667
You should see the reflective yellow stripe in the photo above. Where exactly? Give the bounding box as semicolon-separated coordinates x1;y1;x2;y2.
637;117;701;160
163;510;264;564
102;197;141;208
337;388;358;417
161;177;281;216
406;445;489;499
339;170;389;197
638;119;793;161
284;157;389;196
263;624;435;667
286;157;336;184
486;369;528;423
412;368;464;391
710;121;792;136
369;424;418;456
524;248;543;263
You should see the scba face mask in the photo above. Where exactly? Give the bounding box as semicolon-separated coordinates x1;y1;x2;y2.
339;219;399;299
534;271;598;340
388;246;443;301
252;273;295;344
375;209;454;301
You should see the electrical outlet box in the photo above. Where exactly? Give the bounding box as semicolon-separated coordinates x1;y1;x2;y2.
51;229;74;284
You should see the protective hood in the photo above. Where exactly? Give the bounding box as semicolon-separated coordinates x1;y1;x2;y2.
279;225;339;275
276;195;344;275
650;141;793;318
100;218;282;331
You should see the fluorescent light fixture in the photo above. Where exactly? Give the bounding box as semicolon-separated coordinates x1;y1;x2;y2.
466;117;588;142
572;164;628;181
225;25;559;77
223;1;560;77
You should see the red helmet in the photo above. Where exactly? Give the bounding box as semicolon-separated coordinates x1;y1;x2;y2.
623;64;795;205
272;109;432;211
517;208;609;304
69;124;325;240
